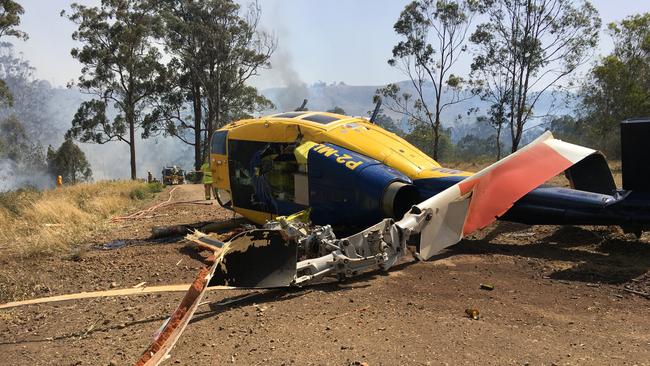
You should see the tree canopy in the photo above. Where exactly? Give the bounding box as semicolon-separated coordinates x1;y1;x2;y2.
471;0;601;152
46;139;92;184
63;0;166;179
150;0;275;170
577;12;650;157
377;0;475;160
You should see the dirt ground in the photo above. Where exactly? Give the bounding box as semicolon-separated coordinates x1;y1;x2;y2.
1;184;649;366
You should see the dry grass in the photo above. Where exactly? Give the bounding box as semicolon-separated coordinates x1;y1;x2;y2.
445;156;498;173
446;159;623;188
0;180;159;258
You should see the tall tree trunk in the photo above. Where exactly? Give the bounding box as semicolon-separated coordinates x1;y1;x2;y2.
203;67;217;163
192;82;202;170
508;2;520;153
213;72;221;149
129;119;136;180
433;46;446;161
495;123;502;160
433;113;441;161
205;102;214;162
513;56;533;153
126;99;137;180
512;122;522;153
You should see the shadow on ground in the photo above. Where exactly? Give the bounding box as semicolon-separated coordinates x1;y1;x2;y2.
447;222;650;285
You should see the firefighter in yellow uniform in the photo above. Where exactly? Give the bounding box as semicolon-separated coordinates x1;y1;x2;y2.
201;161;214;200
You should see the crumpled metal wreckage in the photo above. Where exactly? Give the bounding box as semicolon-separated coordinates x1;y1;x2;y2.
207;131;598;288
135;131;609;365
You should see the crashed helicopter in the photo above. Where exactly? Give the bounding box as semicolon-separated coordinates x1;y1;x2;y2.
134;111;650;365
200;109;650;289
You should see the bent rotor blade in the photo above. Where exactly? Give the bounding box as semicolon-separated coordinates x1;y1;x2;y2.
208;229;297;288
134;265;215;366
408;132;597;260
134;230;291;365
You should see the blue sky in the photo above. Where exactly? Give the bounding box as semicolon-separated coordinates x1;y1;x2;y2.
11;0;650;89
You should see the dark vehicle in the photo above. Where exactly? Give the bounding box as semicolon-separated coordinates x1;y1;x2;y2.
162;166;185;185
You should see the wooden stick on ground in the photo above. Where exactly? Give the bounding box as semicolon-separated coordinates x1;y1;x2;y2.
0;284;233;310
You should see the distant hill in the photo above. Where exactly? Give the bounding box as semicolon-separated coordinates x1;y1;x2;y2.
261;81;576;142
1;74;576;189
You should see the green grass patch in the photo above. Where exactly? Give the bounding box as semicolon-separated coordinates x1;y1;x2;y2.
147;181;164;193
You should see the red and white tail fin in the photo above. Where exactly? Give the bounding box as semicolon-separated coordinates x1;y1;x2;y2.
410;132;597;260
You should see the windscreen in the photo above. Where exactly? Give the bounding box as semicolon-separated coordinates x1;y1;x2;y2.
211;130;228;155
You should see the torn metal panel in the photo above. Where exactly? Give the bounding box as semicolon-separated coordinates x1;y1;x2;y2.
411;196;470;260
459;135;593;234
208;229;297;288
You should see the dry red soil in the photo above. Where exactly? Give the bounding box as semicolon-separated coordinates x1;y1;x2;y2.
1;184;649;366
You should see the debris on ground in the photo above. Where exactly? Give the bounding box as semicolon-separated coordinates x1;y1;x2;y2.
103;240;127;250
134;265;215;366
480;283;494;291
2;184;649;365
150;217;248;239
133;236;227;366
623;285;650;299
465;308;480;320
622;273;650;298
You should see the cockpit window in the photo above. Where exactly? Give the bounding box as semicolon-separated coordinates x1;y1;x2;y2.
301;114;340;124
211;130;228;155
273;112;307;118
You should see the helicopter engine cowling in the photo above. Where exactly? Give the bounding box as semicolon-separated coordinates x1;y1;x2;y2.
307;142;420;227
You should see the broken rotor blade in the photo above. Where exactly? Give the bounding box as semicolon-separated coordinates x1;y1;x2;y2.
405;132;597;260
134;264;216;366
207;229;298;288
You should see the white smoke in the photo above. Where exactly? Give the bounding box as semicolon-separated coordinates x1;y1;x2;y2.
254;4;309;112
81;135;193;181
0;84;195;189
267;47;309;112
0;158;52;191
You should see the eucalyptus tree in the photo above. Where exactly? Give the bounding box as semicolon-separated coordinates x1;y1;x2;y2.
0;0;28;107
376;0;475;160
63;0;165;179
579;13;650;156
154;0;207;170
155;0;275;168
470;0;601;152
198;0;275;158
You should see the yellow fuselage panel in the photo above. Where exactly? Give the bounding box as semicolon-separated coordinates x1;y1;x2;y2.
209;112;472;223
210;153;229;189
217;115;471;180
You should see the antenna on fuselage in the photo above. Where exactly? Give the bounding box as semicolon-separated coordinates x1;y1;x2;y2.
295;99;308;111
369;97;382;123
